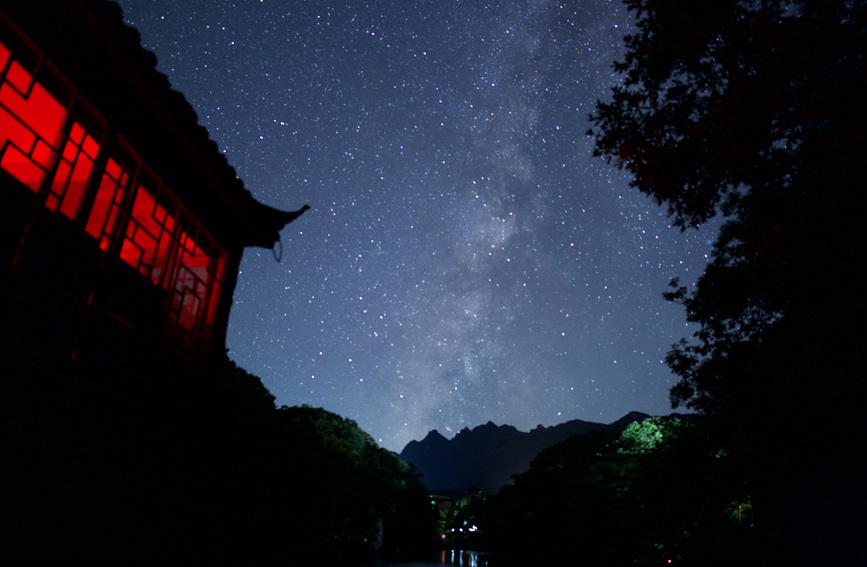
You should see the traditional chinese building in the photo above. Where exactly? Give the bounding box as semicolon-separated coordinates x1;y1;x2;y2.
0;0;307;373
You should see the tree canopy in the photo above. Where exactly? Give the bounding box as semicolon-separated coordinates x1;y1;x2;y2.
590;0;865;424
589;0;865;562
590;0;866;227
471;416;752;566
1;353;439;566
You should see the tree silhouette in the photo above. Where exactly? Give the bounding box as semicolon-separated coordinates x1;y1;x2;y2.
476;417;750;566
1;353;438;566
589;0;866;563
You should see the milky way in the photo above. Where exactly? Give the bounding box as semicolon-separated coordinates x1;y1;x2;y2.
117;0;715;451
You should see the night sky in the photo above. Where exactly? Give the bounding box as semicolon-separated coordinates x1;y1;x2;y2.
117;0;715;451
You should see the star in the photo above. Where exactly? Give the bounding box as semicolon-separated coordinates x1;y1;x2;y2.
118;0;716;451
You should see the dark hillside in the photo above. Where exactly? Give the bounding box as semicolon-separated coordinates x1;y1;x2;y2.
399;411;650;494
1;356;438;566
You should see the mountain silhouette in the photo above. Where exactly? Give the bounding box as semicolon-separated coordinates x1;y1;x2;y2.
398;412;650;495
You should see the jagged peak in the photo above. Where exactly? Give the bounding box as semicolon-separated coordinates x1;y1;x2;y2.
453;426;471;438
400;429;447;453
423;429;448;442
474;421;507;432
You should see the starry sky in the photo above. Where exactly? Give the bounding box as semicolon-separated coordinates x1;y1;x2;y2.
117;0;715;451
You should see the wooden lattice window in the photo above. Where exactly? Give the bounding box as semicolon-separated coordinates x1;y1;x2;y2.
118;177;179;288
1;26;231;358
85;152;134;252
167;225;227;349
46;121;100;220
0;39;68;193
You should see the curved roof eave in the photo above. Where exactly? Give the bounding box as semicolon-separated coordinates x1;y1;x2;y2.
2;0;301;249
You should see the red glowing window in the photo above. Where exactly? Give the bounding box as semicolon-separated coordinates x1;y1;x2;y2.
1;28;230;357
85;156;133;251
171;232;209;332
119;181;178;287
46;122;100;220
0;45;67;192
166;227;227;349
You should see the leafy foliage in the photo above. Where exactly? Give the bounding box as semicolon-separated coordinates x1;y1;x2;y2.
589;0;865;419
588;0;866;562
590;0;866;228
613;415;683;454
474;417;753;566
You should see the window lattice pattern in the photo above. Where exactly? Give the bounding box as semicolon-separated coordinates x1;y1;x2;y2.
46;122;100;220
167;229;226;349
1;28;231;357
85;156;133;251
119;182;178;287
0;40;68;193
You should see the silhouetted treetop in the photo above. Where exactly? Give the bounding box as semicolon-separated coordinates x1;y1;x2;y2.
590;0;866;416
588;0;867;229
589;2;865;561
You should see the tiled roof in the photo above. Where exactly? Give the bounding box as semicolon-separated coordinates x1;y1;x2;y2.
1;0;299;248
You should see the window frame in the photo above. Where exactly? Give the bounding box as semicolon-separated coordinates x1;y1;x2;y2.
1;22;232;359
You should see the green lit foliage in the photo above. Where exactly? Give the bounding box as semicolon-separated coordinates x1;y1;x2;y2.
613;416;683;455
725;496;753;529
476;417;756;565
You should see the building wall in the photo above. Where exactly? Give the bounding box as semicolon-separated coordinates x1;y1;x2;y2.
1;11;240;370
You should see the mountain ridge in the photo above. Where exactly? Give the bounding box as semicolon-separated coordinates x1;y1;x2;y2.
398;411;653;495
